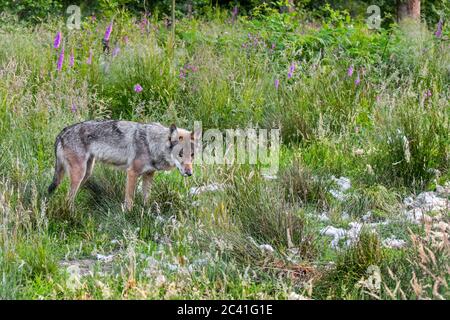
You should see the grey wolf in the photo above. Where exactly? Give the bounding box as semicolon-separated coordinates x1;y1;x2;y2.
48;120;195;210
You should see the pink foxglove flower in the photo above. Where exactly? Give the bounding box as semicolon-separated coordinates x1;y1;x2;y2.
232;6;238;23
86;49;93;65
435;19;443;38
354;73;360;86
347;65;354;77
57;45;64;72
112;46;120;57
287;63;295;79
54;31;62;49
104;21;113;42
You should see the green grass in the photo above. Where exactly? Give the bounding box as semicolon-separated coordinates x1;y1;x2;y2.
0;9;449;299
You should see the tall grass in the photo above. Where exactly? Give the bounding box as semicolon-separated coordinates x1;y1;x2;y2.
0;9;448;299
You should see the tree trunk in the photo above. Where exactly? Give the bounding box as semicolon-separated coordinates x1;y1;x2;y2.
288;0;295;13
397;0;420;21
280;0;295;13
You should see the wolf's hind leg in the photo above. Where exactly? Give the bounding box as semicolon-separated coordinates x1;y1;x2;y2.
125;168;138;211
67;157;87;210
82;155;95;184
142;171;154;205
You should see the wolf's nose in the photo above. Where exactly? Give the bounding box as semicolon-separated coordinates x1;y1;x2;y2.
185;169;192;176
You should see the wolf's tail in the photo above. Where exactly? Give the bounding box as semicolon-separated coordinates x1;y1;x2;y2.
48;140;65;195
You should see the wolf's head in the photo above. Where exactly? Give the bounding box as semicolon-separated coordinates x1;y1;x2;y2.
169;124;197;177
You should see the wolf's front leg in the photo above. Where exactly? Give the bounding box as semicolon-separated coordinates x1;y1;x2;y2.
125;168;138;210
142;171;155;205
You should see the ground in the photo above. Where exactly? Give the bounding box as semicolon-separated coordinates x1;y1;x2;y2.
0;10;449;299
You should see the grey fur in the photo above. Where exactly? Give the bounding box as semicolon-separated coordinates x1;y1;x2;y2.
48;120;194;209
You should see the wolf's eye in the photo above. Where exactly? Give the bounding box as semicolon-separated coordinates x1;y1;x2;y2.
191;153;194;157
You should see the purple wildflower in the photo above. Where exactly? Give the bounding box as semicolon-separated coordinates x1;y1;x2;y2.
287;63;296;79
104;21;113;42
54;31;62;49
435;19;443;38
355;73;361;86
134;84;143;93
424;89;432;98
179;64;198;79
289;63;295;73
123;36;129;44
69;49;74;67
347;65;354;77
139;17;149;33
91;14;96;23
71;103;77;113
112;46;120;57
185;64;198;72
86;49;93;65
274;79;280;90
57;45;65;72
232;6;238;23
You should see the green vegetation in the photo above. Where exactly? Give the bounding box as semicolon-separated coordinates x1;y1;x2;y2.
0;4;448;299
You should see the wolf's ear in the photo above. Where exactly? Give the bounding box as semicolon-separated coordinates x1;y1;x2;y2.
170;123;177;134
191;130;201;141
169;124;178;144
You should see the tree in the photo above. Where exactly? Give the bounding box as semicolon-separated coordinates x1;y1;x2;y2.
397;0;421;21
288;0;295;13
